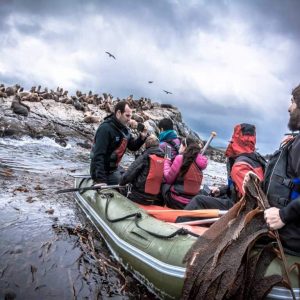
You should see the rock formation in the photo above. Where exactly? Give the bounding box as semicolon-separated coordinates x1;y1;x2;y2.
0;83;225;162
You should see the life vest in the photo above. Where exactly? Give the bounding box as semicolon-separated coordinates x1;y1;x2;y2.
227;152;266;202
144;154;164;195
109;132;130;168
172;163;203;197
263;138;300;208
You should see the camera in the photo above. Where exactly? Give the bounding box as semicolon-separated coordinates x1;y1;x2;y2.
137;123;145;132
165;145;172;160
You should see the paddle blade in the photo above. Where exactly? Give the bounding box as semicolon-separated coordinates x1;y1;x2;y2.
145;208;221;223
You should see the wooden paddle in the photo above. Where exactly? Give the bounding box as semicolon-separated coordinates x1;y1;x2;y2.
145;209;227;222
201;131;217;154
177;217;220;225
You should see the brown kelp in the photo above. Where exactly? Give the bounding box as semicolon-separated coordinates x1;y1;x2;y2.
182;175;297;300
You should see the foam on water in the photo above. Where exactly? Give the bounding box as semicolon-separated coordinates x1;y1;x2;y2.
0;136;72;149
0;137;88;173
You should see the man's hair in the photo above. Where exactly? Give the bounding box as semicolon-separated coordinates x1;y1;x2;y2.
292;84;300;107
145;134;159;148
158;118;173;131
114;101;130;114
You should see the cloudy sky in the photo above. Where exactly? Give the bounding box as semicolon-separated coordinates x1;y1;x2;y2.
1;0;299;154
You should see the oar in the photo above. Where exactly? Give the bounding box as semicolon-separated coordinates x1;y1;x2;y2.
68;173;91;178
201;131;217;154
177;217;220;225
146;209;227;219
56;184;125;194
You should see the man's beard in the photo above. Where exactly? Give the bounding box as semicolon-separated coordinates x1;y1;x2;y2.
288;107;300;131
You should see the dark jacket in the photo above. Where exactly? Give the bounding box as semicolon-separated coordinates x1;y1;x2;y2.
267;134;300;254
120;146;164;198
90;115;145;183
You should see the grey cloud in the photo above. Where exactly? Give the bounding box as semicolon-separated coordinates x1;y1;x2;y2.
232;0;300;40
0;0;299;154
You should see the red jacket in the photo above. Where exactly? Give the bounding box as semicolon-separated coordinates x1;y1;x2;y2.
231;155;264;196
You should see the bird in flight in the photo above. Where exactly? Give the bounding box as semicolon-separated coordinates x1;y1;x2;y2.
105;51;116;59
163;90;172;94
148;81;153;84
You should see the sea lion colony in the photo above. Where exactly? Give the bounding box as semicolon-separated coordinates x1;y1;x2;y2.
0;83;177;122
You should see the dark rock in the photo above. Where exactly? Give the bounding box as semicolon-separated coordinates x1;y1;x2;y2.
4;289;16;300
55;137;68;147
77;140;92;149
161;103;175;109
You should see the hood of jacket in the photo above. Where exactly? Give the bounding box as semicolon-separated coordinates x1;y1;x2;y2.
225;123;256;158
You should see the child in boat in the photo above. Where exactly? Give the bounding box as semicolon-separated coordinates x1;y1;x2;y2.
158;118;181;161
119;134;165;205
162;136;208;209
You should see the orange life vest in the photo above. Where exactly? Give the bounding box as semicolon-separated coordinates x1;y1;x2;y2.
172;163;203;196
114;138;128;166
144;154;164;195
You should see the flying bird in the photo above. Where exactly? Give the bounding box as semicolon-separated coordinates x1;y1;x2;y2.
148;81;153;84
105;51;116;59
163;90;172;95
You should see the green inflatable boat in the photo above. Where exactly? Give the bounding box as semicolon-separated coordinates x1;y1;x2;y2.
74;178;300;299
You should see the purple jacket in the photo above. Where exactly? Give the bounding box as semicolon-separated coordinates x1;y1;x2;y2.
164;154;208;204
159;138;181;160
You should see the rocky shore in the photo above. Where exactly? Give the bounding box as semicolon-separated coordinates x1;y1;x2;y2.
0;83;225;162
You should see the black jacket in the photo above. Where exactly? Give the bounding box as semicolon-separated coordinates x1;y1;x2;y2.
90;115;145;183
120;146;164;196
277;134;300;254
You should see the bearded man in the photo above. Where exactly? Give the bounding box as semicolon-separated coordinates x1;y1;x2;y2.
264;84;300;255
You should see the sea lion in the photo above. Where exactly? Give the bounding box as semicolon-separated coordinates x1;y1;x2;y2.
11;95;30;117
0;91;7;98
5;87;15;96
83;111;100;123
17;91;30;98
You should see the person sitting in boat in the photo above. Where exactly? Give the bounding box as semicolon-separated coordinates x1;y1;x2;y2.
158;118;181;161
177;123;265;222
119;134;165;205
262;84;300;255
162;136;208;209
90;101;148;185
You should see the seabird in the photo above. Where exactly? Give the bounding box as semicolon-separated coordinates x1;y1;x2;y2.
163;90;172;95
105;51;116;59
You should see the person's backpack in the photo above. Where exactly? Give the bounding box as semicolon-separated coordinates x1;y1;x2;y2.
165;139;180;154
144;154;164;195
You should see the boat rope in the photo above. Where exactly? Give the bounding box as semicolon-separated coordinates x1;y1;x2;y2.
102;192;200;238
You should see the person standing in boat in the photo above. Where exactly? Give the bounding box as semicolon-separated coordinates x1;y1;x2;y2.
177;124;265;222
158;118;181;160
162;136;208;209
263;84;300;255
90;101;147;185
119;134;165;205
